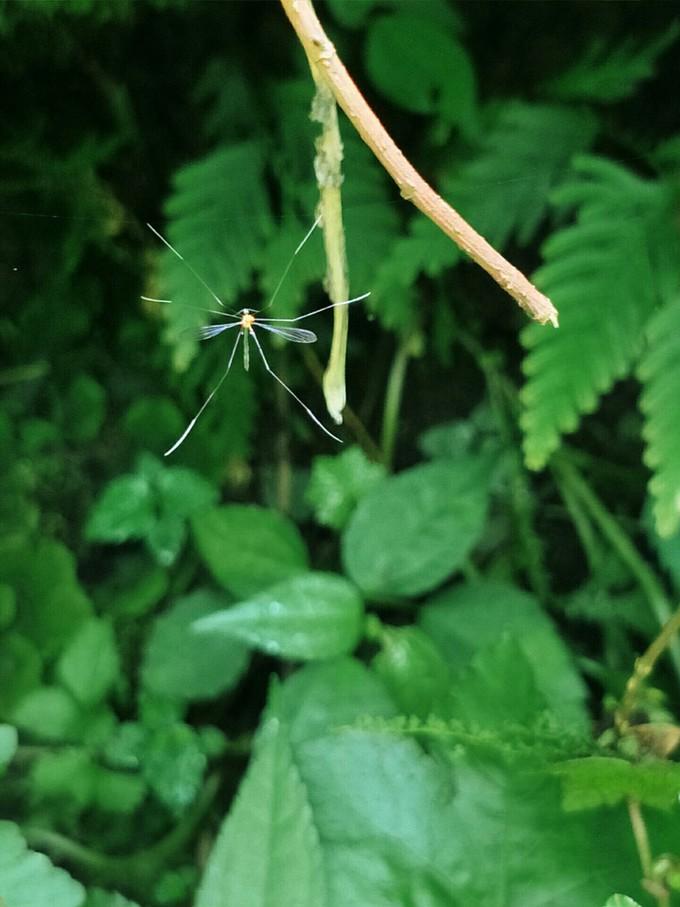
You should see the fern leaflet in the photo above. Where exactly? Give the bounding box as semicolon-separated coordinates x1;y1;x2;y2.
156;141;273;371
521;155;676;469
639;298;680;536
440;102;597;251
544;23;680;103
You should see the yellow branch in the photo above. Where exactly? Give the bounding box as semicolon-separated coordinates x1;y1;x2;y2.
280;0;558;327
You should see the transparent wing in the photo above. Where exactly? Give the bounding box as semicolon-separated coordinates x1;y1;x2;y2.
256;323;317;344
200;323;241;340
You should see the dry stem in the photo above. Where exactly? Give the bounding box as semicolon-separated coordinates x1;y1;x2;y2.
280;0;558;327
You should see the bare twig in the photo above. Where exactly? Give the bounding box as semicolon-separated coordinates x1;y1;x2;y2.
280;0;558;327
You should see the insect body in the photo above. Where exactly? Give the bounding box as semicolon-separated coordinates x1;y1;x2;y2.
142;223;369;456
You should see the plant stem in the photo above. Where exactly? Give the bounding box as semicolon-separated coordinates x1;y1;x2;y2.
309;60;351;424
552;454;680;682
22;773;219;893
380;330;421;470
279;0;558;327
617;604;680;732
627;798;670;907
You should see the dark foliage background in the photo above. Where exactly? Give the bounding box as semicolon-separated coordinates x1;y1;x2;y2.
1;2;680;906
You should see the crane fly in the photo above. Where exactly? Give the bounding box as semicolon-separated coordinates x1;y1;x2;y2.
142;220;370;456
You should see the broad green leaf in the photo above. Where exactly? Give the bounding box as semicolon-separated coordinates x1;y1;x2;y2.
56;618;119;707
84;890;140;907
94;554;168;619
194;573;364;661
141;590;249;702
419;581;588;729
449;637;546;729
195;717;325;907
0;821;85;907
0;633;42;717
158;141;272;371
306;446;386;530
342;458;492;600
545;24;679;102
192;505;309;597
325;0;382;28
554;756;680;811
146;513;185;567
440;103;597;251
122;396;185;453
365;13;476;131
0;723;17;776
61;373;106;443
0;539;92;658
12;686;81;742
603;897;642;907
0;582;15;629
371;626;451;718
85;474;155;543
142;722;206;815
276;658;396;745
521;156;680;469
30;749;98;814
639;298;680;536
154;462;218;519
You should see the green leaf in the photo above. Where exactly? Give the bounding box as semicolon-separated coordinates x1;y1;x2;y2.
0;539;93;659
0;582;16;630
325;0;382;28
123;396;185;453
306;446;386;530
192;505;309;597
61;373;106;443
450;637;546;729
544;24;679;103
195;717;325;907
554;756;680;811
85;474;155;543
83;890;140;907
142;722;206;815
440;103;597;250
365;13;476;131
342;458;492;600
0;723;17;776
155;463;218;519
0;821;85;907
12;687;81;742
194;573;364;661
56;618;119;707
158;141;272;371
639;298;680;537
603;897;642;907
521;156;678;468
141;590;249;702
419;581;588;729
276;658;396;745
94;554;168;618
0;633;42;718
372;626;451;718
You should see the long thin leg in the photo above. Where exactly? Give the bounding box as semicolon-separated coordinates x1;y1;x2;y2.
147;223;227;311
164;330;242;456
250;329;342;444
257;292;370;324
141;296;239;321
259;215;322;314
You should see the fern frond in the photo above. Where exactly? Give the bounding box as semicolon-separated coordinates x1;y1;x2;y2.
544;23;680;103
520;156;674;469
440;102;597;250
351;714;591;763
371;216;460;331
157;141;273;370
341;130;401;310
639;298;680;537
